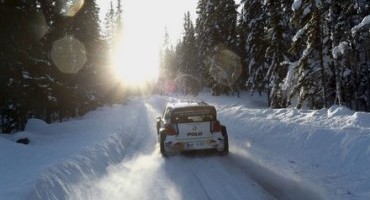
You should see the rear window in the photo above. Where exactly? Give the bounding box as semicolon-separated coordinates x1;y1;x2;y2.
170;107;216;123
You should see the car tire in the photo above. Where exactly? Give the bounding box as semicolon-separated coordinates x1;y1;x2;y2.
220;126;229;156
159;133;168;157
156;121;160;135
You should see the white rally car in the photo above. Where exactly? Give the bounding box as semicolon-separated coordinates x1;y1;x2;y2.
156;101;229;156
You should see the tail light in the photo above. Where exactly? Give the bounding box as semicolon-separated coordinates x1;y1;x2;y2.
164;124;176;135
212;121;222;132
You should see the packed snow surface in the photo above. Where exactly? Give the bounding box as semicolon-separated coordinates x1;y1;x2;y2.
1;91;370;200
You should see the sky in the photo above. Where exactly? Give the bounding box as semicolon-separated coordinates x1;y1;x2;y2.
1;91;370;200
97;0;198;45
95;0;198;86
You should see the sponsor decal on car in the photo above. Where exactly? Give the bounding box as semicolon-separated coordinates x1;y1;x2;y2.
187;131;203;136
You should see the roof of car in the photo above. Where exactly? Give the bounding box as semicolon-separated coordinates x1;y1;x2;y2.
164;101;217;119
166;101;212;109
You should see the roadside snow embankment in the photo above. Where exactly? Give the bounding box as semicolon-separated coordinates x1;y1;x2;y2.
0;99;148;200
218;104;370;200
28;100;154;200
29;131;133;200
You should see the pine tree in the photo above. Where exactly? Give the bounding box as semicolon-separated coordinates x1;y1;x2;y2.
102;0;123;52
264;0;293;108
157;29;177;95
288;0;332;109
104;1;116;50
236;8;248;89
348;0;370;111
1;0;108;132
329;1;353;107
0;0;59;131
328;0;370;111
177;12;197;75
239;0;268;95
159;29;177;81
195;0;238;88
115;0;123;39
72;0;103;114
213;0;238;50
175;12;200;95
195;0;213;87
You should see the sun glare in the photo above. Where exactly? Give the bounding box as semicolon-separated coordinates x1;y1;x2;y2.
99;0;198;89
112;41;159;88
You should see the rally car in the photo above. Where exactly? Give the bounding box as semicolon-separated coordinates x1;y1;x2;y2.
156;101;229;156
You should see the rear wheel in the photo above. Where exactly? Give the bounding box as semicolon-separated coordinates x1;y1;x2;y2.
220;126;229;155
159;133;168;157
156;121;160;135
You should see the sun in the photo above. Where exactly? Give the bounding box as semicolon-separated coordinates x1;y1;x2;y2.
111;40;159;88
107;1;166;89
110;22;161;89
101;0;198;89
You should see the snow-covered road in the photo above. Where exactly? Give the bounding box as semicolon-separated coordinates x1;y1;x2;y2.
3;92;369;200
40;96;324;200
62;99;274;200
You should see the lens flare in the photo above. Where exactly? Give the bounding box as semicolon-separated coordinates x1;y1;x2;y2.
58;0;84;17
51;36;87;74
30;11;48;41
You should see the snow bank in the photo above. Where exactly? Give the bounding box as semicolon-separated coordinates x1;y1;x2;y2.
29;131;133;200
217;104;370;200
25;118;49;134
0;98;149;200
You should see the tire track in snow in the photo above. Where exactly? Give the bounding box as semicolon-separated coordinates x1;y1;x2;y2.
116;100;158;157
211;99;327;200
156;155;268;200
190;171;212;200
226;151;326;200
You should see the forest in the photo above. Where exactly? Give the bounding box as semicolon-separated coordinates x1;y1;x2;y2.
1;0;370;133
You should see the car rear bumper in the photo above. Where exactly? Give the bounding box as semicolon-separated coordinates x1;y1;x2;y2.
163;135;226;153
